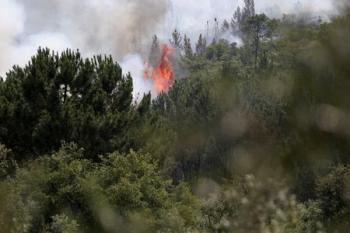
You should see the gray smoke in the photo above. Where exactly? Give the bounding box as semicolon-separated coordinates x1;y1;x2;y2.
0;0;169;75
0;0;170;96
0;0;340;96
18;0;169;57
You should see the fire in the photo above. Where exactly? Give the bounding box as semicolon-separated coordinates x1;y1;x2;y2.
144;44;174;93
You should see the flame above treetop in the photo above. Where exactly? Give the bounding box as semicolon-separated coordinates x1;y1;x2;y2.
144;44;174;94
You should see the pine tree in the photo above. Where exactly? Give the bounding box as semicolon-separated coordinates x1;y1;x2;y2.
149;35;161;67
234;6;242;24
0;48;146;160
183;35;193;58
243;0;255;19
222;19;230;32
195;34;207;56
231;0;255;32
243;14;269;69
170;29;182;49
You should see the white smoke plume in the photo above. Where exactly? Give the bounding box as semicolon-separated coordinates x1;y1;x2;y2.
120;54;155;99
0;0;339;96
166;0;337;42
18;0;169;57
0;0;25;76
0;0;170;96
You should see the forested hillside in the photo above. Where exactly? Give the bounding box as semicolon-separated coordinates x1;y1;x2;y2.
1;1;350;232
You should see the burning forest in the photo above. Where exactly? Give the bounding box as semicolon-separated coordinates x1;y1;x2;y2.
1;0;350;232
144;44;175;93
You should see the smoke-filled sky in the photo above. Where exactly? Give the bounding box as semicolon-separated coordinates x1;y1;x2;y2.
0;0;339;96
168;0;336;39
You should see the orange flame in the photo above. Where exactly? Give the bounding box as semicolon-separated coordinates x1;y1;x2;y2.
144;44;174;93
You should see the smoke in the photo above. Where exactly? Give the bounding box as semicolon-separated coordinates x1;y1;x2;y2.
0;0;170;96
0;0;24;76
0;0;339;95
0;0;169;71
254;0;337;18
165;0;337;41
18;0;169;57
120;54;155;99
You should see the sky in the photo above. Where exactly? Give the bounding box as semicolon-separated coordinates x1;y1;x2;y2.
0;0;339;96
164;0;337;41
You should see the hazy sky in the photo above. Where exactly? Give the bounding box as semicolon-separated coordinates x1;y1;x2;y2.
163;0;336;40
0;0;339;95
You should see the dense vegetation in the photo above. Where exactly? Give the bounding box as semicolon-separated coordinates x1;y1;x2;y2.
1;1;350;232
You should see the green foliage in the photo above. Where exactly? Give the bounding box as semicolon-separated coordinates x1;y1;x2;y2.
95;151;170;213
2;2;350;232
0;144;17;179
201;175;324;233
0;144;202;233
315;166;350;219
195;34;207;56
0;48;143;160
43;214;80;233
